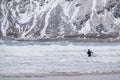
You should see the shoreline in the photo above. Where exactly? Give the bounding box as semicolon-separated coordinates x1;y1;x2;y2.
0;73;120;80
0;72;120;78
1;38;120;42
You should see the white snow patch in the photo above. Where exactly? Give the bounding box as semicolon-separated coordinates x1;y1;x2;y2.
80;20;91;34
114;18;120;25
18;13;33;24
62;1;72;17
91;0;97;17
92;0;97;12
102;0;107;6
71;7;80;20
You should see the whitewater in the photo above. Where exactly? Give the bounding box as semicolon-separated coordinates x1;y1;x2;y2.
0;41;120;77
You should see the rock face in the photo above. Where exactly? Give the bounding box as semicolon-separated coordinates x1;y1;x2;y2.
0;0;120;40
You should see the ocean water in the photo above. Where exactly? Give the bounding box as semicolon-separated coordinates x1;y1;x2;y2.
0;41;120;77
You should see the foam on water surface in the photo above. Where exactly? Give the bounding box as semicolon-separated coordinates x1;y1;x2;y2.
0;41;120;77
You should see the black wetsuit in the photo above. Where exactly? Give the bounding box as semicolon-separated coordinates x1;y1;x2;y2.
87;50;93;57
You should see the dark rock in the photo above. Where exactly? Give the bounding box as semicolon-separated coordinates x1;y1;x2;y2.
65;0;73;2
97;9;104;15
96;24;105;34
106;0;117;11
6;26;19;38
114;3;120;18
80;14;90;25
75;3;81;7
73;21;82;30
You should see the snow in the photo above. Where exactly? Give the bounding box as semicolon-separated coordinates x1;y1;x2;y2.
1;1;9;36
101;0;107;7
15;0;21;3
18;13;33;24
103;0;107;6
92;0;97;12
91;0;97;17
63;0;80;21
0;41;120;77
79;0;97;35
114;18;120;25
40;9;51;38
80;20;91;34
62;1;71;17
71;7;79;20
40;0;60;38
1;17;9;36
21;15;37;38
15;1;34;24
0;0;120;39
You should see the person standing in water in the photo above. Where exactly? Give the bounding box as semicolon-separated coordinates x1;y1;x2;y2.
87;49;93;57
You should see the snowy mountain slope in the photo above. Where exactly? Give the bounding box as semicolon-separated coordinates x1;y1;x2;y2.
0;0;120;40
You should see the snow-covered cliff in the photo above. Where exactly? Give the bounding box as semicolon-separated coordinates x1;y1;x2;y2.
0;0;120;40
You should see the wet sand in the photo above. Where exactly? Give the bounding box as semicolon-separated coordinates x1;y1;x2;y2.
0;74;120;80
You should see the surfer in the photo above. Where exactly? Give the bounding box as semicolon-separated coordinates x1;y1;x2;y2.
87;49;93;57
